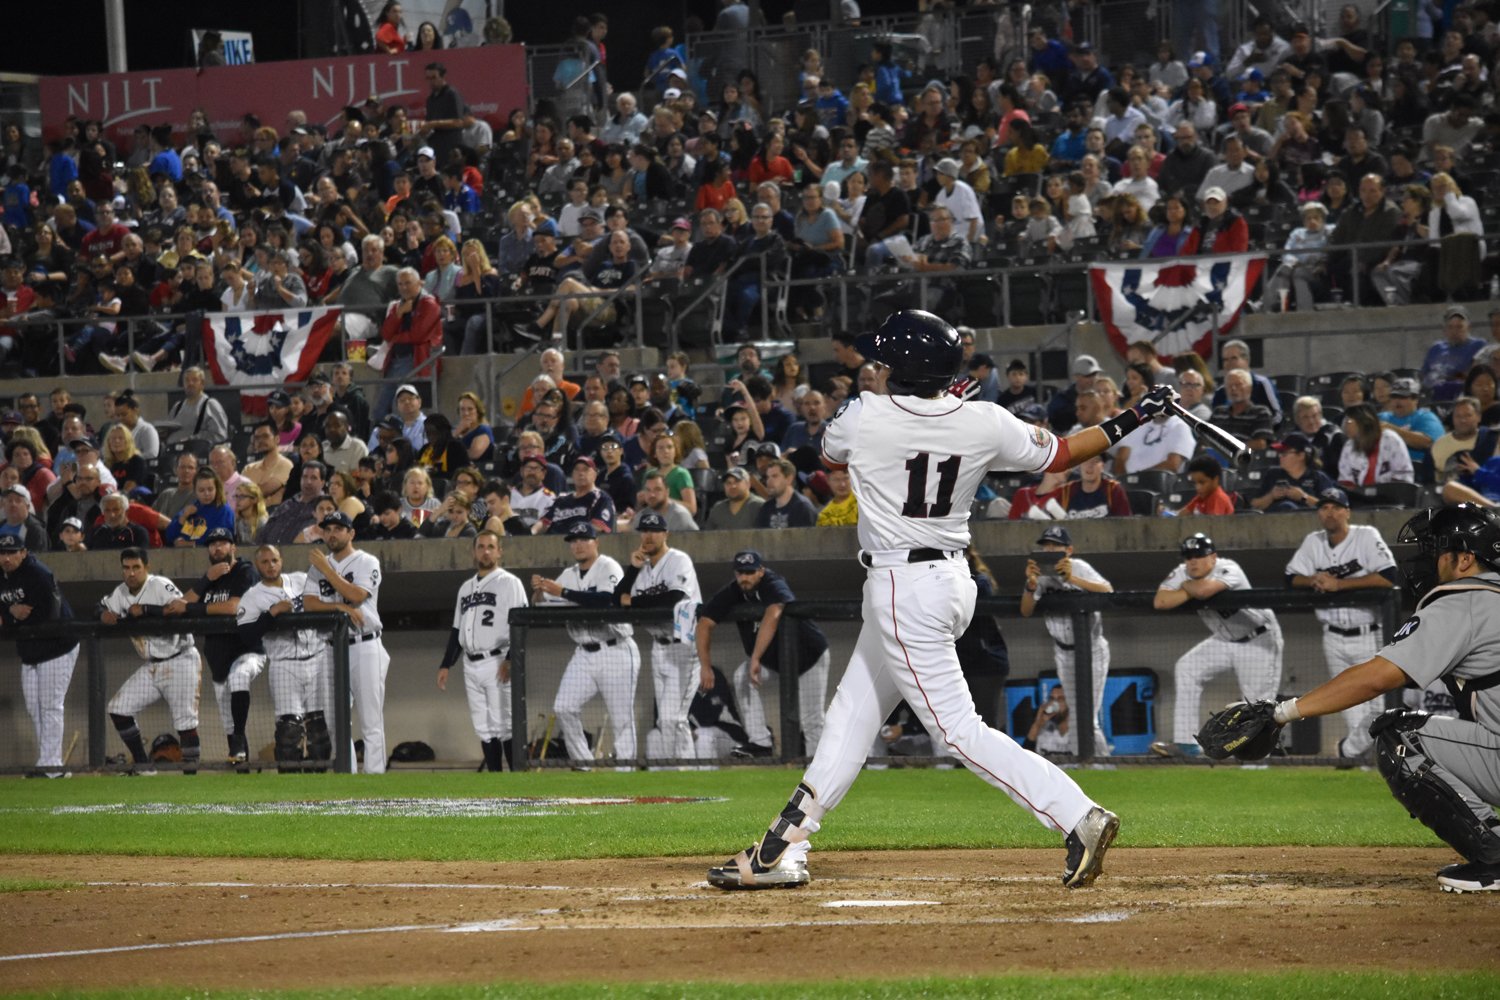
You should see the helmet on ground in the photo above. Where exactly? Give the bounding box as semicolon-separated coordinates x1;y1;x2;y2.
1396;504;1500;600
854;310;964;397
1180;533;1215;558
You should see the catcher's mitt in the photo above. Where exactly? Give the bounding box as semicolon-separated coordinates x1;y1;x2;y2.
1196;701;1282;761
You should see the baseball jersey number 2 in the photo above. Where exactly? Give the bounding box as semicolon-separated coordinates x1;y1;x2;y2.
901;453;962;519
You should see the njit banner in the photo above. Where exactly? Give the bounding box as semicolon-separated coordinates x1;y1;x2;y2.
1090;253;1267;360
39;43;526;146
201;308;340;410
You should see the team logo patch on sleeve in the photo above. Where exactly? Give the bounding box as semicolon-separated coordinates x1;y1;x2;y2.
1392;616;1421;641
1029;425;1049;448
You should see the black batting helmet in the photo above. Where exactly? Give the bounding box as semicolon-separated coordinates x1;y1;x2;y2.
1396;503;1500;600
1180;533;1215;558
854;310;964;397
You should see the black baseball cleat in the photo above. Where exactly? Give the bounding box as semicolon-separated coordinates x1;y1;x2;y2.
730;742;774;759
1437;861;1500;893
1062;806;1120;888
707;837;810;890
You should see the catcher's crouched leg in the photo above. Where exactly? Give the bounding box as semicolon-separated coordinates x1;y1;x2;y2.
1372;709;1500;864
303;711;332;771
275;714;305;772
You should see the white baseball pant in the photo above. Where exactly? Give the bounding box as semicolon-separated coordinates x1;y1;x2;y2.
647;638;699;763
462;653;511;743
554;640;641;763
1051;638;1111;756
734;650;830;756
21;649;79;769
1170;627;1284;744
212;653;268;736
349;634;390;774
269;651;331;717
1322;626;1383;757
801;557;1098;835
108;649;202;730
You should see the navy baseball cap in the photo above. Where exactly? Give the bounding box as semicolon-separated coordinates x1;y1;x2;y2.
0;534;26;552
1180;533;1216;558
320;511;354;530
1318;487;1351;508
266;390;291;408
734;549;764;572
204;527;235;543
564;522;597;541
1036;525;1072;547
636;511;668;532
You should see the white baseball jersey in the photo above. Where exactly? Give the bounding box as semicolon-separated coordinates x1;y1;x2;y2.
551;554;633;644
1158;556;1277;640
1284;525;1397;627
1337;431;1415;485
631;548;701;639
101;575;193;661
1117;417;1194;474
304;548;383;634
823;392;1058;553
1032;557;1109;646
509;486;556;530
237;572;322;661
453;567;529;656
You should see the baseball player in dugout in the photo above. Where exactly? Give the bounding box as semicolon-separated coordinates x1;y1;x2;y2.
170;528;262;766
1285;487;1398;768
438;531;528;773
709;309;1179;891
302;511;389;773
236;544;331;772
696;549;832;760
534;522;641;769
101;547;201;775
1150;533;1283;759
1197;504;1500;893
0;534;79;778
1020;525;1114;756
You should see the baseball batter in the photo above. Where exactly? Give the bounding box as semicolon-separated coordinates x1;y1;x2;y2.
618;510;701;764
172;528;262;765
1285;487;1397;765
0;535;79;778
1152;533;1283;758
1020;524;1113;756
303;511;389;774
532;522;641;768
709;310;1169;891
101;546;201;774
438;531;529;772
237;545;331;770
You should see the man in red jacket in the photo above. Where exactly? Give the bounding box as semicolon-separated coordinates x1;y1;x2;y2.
372;266;441;423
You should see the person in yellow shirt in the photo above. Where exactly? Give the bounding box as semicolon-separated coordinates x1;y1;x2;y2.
816;466;858;526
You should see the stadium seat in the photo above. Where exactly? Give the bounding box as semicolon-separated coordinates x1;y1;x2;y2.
1126;488;1159;516
1123;470;1175;496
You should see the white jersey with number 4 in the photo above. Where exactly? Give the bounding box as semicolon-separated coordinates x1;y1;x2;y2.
822;392;1058;552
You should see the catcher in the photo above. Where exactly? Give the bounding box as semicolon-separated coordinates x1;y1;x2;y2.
1198;504;1500;894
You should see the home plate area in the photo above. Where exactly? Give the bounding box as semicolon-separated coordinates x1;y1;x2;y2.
2;848;1494;991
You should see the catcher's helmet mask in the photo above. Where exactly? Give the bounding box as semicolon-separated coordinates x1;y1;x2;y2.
854;309;965;398
1396;503;1500;601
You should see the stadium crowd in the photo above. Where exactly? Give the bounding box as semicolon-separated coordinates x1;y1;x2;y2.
4;4;1500;548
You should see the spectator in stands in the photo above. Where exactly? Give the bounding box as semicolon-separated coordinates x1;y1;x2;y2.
371;268;441;424
1435;397;1500;508
256;460;325;544
754;458;817;528
90;491;150;550
1158;123;1215;199
164;469;233;546
366;491;417;540
1055;454;1131;517
628;469;696;531
1336;125;1387;187
101;425;148;495
1212;369;1275;440
0;483;47;551
1379;377;1444;473
1251;432;1339;511
725;203;787;340
1111;146;1160;213
1288;396;1345;472
1258;201;1328;313
1421;92;1483;163
601;93;650;146
1173;455;1236;516
1212;339;1282;422
1339;402;1415;486
1330;173;1400;305
1113;403;1194;476
1226;17;1290;85
594;437;635;515
1420;304;1487;391
231;481;267;545
1047;354;1101;433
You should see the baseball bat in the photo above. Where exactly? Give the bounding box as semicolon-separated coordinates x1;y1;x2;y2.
1166;399;1252;468
64;730;80;766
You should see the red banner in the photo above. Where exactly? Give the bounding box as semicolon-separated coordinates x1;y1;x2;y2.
38;44;527;147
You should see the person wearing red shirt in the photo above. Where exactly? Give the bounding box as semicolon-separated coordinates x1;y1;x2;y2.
1007;469;1068;519
80;203;130;262
0;257;37;366
1174;456;1237;516
1181;187;1250;255
374;2;407;53
748;134;795;187
373;266;442;421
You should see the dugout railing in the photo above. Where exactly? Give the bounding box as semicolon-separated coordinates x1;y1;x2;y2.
503;586;1402;771
0;612;352;775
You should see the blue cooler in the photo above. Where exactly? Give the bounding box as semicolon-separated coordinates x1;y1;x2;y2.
1102;668;1157;754
1004;679;1040;738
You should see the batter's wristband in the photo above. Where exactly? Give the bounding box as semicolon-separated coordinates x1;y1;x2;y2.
1097;407;1145;445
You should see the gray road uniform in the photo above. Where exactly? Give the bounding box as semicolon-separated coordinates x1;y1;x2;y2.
1374;573;1500;868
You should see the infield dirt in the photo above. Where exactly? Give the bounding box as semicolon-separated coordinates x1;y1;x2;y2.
2;848;1497;993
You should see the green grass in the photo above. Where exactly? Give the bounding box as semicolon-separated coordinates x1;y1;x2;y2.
7;972;1500;1000
0;878;78;893
0;767;1441;861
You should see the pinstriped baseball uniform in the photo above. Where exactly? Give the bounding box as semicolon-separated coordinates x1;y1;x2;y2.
634;548;701;763
1286;524;1397;756
547;554;642;763
1159;557;1283;745
305;548;388;773
1031;557;1112;755
103;575;201;731
238;571;328;717
451;567;529;742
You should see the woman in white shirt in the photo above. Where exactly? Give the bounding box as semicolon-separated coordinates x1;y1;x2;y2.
1111;146;1160;214
422;235;462;304
1426;172;1485;256
220;262;253;311
826;170;866;240
1337;403;1415;486
1165;77;1218;134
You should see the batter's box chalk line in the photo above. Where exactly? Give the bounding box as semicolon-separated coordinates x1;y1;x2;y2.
4;795;725;818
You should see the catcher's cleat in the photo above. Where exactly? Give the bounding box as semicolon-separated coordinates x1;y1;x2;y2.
707;838;810;890
1437;861;1500;893
1062;806;1120;888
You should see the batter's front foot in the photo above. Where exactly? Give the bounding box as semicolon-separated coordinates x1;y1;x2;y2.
707;838;811;890
1063;806;1119;888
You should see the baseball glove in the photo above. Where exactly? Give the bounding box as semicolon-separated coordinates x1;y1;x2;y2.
1195;701;1282;761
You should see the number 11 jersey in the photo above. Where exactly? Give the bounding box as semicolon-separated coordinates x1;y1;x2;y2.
822;392;1059;553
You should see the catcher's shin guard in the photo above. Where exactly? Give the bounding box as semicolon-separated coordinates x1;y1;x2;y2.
303;711;332;770
1373;710;1500;864
274;714;306;771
